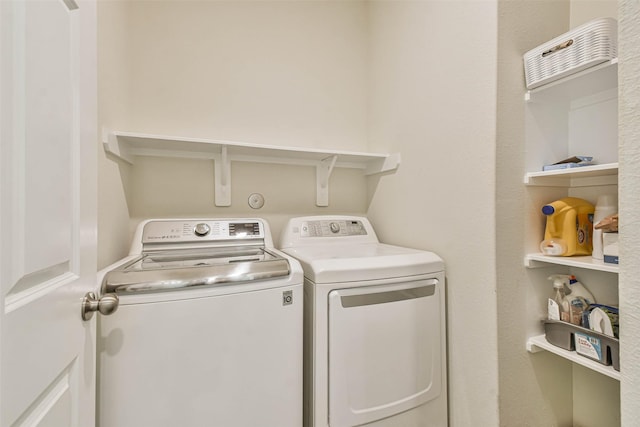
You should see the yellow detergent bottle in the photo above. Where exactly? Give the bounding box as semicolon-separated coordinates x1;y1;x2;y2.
540;197;594;256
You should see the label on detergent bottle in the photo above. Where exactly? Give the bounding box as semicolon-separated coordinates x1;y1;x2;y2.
575;333;602;362
576;213;593;253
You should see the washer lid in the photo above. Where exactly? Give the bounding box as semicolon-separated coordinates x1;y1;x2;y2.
281;243;443;284
102;247;290;294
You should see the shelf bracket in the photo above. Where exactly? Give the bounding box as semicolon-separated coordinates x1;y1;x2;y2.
316;155;338;207
526;338;544;354
102;129;134;164
365;152;401;175
214;145;231;206
524;256;547;269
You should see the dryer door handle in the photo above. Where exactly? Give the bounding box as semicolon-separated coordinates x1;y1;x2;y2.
339;280;437;308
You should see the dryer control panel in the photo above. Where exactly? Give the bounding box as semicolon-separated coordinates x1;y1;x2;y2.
300;220;367;237
280;216;378;248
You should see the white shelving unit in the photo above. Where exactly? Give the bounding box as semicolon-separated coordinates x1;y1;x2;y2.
524;253;619;273
524;162;618;187
523;162;619;274
523;58;619;380
526;335;620;381
524;58;618;104
102;130;400;207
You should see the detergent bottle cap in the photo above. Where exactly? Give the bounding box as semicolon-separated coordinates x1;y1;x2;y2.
542;205;555;215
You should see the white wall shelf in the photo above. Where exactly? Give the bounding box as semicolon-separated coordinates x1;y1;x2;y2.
524;253;619;273
527;334;620;381
525;59;618;104
102;130;400;207
524;163;618;187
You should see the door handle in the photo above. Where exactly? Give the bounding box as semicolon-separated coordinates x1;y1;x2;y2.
81;292;119;321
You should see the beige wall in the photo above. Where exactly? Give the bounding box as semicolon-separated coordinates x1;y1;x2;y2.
496;1;573;425
125;0;368;151
496;1;622;426
127;158;368;245
97;0;371;268
98;0;134;268
571;0;618;27
619;0;640;424
97;0;635;425
366;2;499;425
569;4;622;425
99;1;502;423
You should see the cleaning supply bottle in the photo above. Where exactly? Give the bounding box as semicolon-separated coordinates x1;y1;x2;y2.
592;194;618;260
539;197;594;256
548;275;570;322
566;274;596;305
563;294;588;326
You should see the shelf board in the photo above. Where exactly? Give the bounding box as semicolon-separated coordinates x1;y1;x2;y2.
103;130;399;173
527;334;620;381
102;130;400;207
524;163;618;187
525;59;618;104
524;253;619;273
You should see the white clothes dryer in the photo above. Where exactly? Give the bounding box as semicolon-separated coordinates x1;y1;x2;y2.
97;218;303;427
280;216;447;427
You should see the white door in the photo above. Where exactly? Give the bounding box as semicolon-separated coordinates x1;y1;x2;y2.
0;0;97;425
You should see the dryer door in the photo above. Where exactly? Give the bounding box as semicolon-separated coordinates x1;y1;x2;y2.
328;279;442;426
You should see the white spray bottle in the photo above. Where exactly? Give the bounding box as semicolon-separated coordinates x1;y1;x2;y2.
548;275;571;322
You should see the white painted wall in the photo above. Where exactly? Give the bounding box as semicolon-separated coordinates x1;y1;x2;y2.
99;1;502;423
496;1;623;425
496;1;575;424
618;0;640;424
571;0;619;27
96;1;638;425
365;2;499;425
566;2;622;423
98;0;134;268
127;157;368;244
97;0;371;266
495;1;623;425
125;0;368;151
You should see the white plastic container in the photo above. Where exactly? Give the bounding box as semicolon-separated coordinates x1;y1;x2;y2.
523;17;617;89
563;294;587;326
603;232;619;264
566;275;596;305
592;194;618;260
548;275;569;322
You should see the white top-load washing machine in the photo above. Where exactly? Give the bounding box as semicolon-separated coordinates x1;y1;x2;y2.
280;216;447;427
97;218;302;427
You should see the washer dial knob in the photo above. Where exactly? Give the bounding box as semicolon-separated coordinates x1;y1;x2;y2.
194;223;211;237
329;222;340;234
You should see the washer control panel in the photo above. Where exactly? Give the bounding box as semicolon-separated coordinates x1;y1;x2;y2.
142;220;264;243
300;220;367;238
194;223;211;237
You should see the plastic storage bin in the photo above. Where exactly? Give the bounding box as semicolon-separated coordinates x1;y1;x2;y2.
544;320;619;371
524;17;617;89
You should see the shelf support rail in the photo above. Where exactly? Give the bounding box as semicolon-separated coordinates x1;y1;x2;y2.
316;155;338;207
